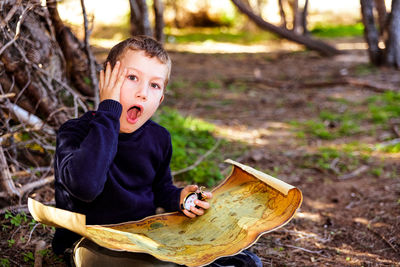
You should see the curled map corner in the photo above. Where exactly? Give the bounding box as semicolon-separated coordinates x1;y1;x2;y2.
28;159;302;266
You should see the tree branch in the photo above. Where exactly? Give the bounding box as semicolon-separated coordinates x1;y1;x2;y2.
80;0;99;108
231;0;341;56
172;139;221;176
0;146;21;198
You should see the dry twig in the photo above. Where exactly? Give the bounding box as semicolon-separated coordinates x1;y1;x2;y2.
172;139;222;176
0;3;34;56
339;165;369;180
224;76;398;93
80;0;99;108
368;226;400;254
34;240;47;267
0;146;21;198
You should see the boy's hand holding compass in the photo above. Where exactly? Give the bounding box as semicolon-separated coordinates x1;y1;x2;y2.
180;185;212;218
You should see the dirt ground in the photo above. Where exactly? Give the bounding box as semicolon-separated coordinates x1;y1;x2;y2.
1;39;399;266
167;43;400;266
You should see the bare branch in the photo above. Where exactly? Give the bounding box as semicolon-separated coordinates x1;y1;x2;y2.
80;0;99;108
0;146;21;198
34;240;47;267
0;3;34;56
7;103;55;135
19;176;54;195
339;165;369;180
172;139;221;176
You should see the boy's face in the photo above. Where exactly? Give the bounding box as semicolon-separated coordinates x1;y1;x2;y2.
119;50;168;133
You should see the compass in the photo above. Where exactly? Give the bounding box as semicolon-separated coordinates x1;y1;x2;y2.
181;186;207;211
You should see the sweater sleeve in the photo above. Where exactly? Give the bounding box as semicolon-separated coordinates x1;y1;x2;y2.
152;133;183;212
55;100;122;202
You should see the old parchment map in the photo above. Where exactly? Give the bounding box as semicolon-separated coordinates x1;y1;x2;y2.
28;159;302;266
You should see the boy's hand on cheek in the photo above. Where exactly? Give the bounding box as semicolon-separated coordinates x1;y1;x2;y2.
180;185;213;219
99;61;127;103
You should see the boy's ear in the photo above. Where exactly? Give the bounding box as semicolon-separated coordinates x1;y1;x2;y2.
159;94;164;104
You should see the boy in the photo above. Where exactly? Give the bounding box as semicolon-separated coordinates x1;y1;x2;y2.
53;35;211;261
53;36;261;266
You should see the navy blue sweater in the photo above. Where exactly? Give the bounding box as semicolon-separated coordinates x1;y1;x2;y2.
52;100;182;254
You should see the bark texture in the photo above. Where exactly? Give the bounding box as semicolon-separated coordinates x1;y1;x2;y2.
231;0;341;56
361;0;400;68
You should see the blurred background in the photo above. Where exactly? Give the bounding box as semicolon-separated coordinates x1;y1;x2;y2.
0;0;399;266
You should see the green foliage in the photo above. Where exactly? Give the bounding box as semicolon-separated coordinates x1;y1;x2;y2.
371;167;384;177
375;142;400;153
4;210;28;227
153;107;224;186
311;23;364;38
7;239;15;248
302;147;363;174
0;258;10;267
292;92;400;142
367;91;400;124
195;80;222;90
354;63;378;76
294;110;362;140
165;27;276;44
22;251;34;264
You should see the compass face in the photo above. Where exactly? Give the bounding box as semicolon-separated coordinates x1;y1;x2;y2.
183;193;198;210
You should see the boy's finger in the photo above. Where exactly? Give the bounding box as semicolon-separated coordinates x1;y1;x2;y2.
195;200;210;210
99;69;104;90
104;62;111;86
114;68;127;91
204;192;213;199
188;185;198;192
183;209;196;219
109;61;120;87
190;206;204;216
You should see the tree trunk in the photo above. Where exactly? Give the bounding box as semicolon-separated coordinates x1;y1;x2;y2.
385;0;400;68
0;0;69;126
290;0;302;34
153;0;165;43
360;0;383;65
374;0;388;35
231;0;341;56
302;0;309;35
129;0;153;37
46;0;94;98
278;0;287;29
360;0;399;68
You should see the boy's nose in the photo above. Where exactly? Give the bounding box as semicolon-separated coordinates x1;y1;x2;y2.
135;85;148;101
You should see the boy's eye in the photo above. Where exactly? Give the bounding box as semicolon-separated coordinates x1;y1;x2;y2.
127;75;137;81
151;83;161;89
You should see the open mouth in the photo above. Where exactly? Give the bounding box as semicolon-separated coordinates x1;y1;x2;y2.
127;105;142;123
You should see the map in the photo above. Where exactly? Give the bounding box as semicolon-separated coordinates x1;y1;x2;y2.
28;159;302;266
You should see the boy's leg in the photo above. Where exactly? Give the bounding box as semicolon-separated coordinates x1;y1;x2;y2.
72;238;181;267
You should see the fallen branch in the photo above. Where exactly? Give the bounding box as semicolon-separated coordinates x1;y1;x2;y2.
34;240;47;267
281;244;324;254
19;176;54;196
339;165;369;180
80;0;99;108
172;139;222;176
0;146;21;198
0;92;16;100
375;138;400;150
26;223;40;245
7;103;55;135
0;3;34;56
224;76;398;93
0;175;54;199
0;0;22;28
368;226;400;254
329;158;340;175
0;201;55;215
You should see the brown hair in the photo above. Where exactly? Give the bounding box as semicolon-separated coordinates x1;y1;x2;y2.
104;36;172;86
